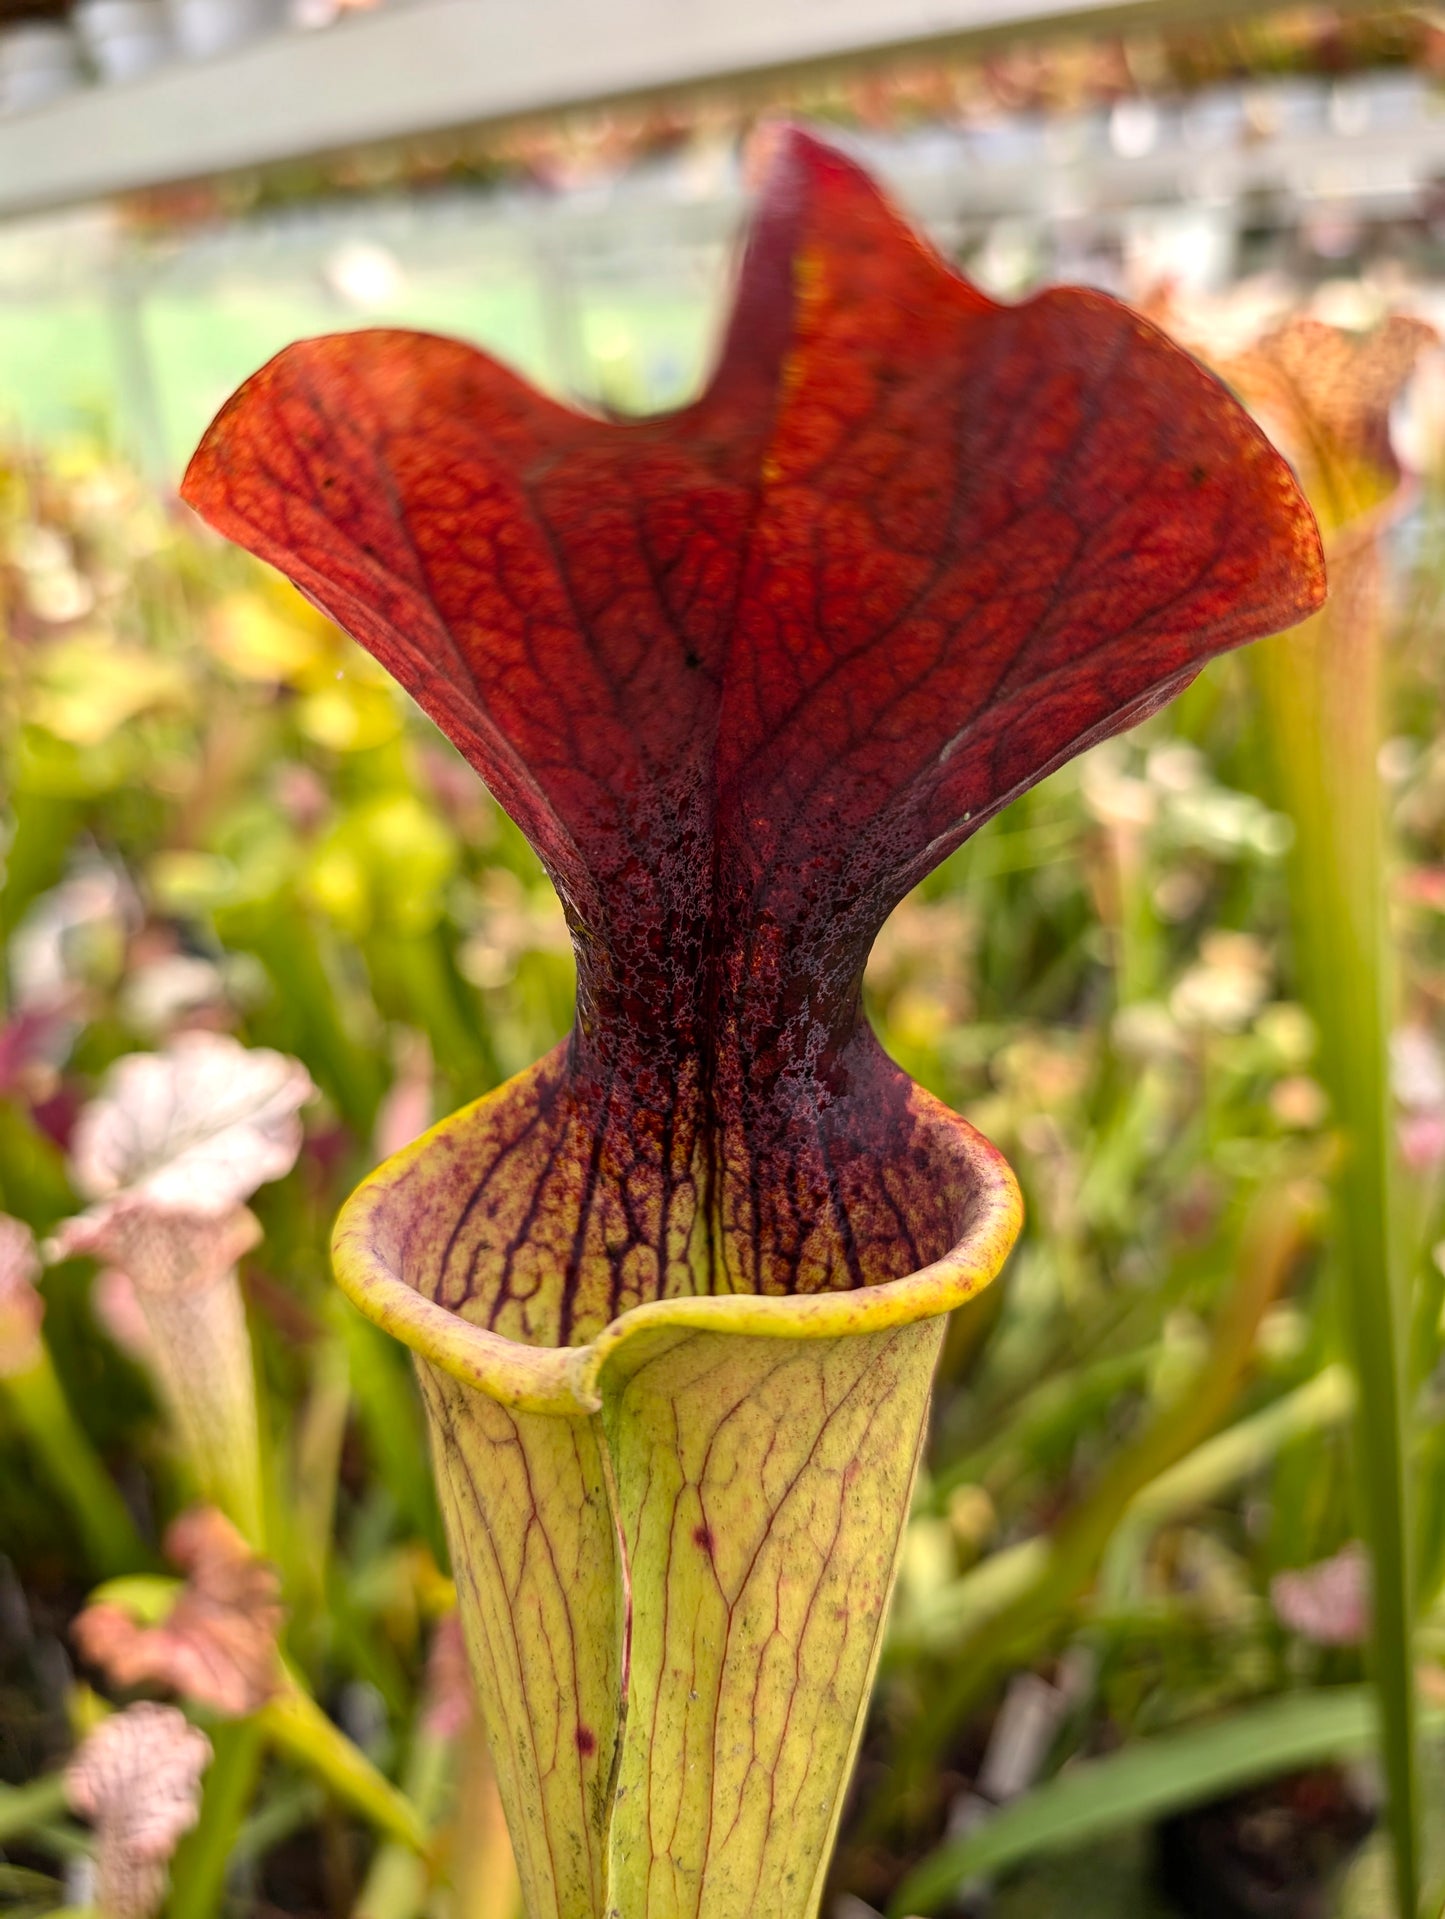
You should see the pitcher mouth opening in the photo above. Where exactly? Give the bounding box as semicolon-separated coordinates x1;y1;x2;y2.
331;1054;1023;1419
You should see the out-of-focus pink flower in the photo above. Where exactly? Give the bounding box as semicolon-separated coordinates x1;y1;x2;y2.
0;1003;75;1101
1392;1026;1445;1110
9;864;137;1014
1269;1074;1329;1132
1271;1542;1371;1647
0;1215;44;1377
49;1032;312;1292
1391;1026;1445;1173
1401;1113;1445;1174
48;1035;313;1543
118;953;232;1042
416;742;496;842
91;1268;155;1364
1170;931;1273;1035
65;1703;211;1919
68;1033;314;1222
0;998;85;1149
422;1610;475;1742
373;1031;434;1163
273;762;331;834
1397;865;1445;913
75;1506;284;1717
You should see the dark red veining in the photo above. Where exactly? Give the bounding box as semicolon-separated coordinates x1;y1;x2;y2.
183;132;1324;1335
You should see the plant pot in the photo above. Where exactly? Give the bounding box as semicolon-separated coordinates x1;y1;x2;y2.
166;0;282;60
73;0;173;82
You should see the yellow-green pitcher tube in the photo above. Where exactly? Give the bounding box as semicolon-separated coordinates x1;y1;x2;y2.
334;1078;1022;1919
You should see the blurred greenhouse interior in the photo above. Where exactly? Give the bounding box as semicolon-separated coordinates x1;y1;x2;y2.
9;2;1445;1917
6;7;1445;464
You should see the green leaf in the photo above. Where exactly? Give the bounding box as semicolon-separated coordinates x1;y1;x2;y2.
166;1719;265;1919
891;1687;1424;1915
0;1774;69;1848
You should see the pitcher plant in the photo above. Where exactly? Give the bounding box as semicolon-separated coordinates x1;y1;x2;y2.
181;131;1325;1919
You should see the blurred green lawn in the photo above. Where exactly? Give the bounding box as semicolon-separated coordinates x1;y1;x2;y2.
0;263;717;473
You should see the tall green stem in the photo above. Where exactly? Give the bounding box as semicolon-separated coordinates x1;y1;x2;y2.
353;1717;453;1919
0;1772;69;1845
5;1348;147;1576
259;1672;427;1856
1253;516;1419;1915
166;1719;265;1919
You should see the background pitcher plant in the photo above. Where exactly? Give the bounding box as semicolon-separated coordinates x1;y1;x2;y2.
180;131;1326;1919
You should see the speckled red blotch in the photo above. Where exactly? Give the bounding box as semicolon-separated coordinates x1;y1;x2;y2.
183;130;1324;1345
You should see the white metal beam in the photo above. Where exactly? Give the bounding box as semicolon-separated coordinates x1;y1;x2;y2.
0;0;1390;220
